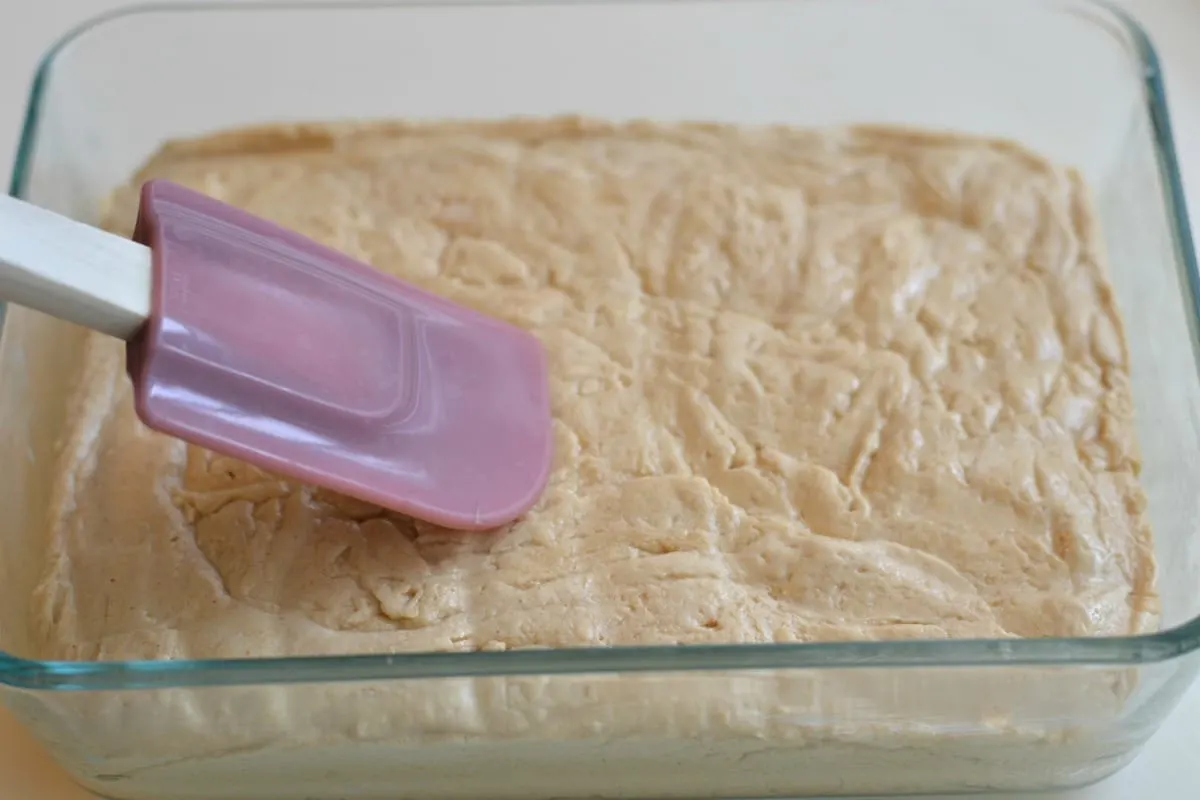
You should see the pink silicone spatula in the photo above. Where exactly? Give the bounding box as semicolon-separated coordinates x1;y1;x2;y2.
0;180;553;530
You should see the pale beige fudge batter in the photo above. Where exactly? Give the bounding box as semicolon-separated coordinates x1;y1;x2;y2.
19;118;1159;798
33;118;1158;660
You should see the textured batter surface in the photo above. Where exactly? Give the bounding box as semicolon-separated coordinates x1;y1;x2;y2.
30;118;1158;664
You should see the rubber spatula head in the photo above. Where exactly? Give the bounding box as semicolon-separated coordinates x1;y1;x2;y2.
0;180;553;531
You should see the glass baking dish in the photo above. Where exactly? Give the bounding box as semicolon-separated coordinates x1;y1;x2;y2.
4;0;1200;798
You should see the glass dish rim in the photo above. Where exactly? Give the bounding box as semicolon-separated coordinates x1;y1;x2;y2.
4;0;1200;693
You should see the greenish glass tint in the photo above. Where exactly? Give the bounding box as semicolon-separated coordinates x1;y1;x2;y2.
3;1;1200;797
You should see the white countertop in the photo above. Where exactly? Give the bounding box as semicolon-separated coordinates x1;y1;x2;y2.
1;0;1199;798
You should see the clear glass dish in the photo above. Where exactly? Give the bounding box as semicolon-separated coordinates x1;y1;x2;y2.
3;1;1200;798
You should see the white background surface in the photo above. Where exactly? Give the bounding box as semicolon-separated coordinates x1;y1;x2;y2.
0;1;1198;798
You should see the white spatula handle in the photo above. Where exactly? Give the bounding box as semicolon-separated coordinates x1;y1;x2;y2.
0;193;152;340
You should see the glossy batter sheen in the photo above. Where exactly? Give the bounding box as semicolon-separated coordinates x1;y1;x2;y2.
31;118;1158;667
